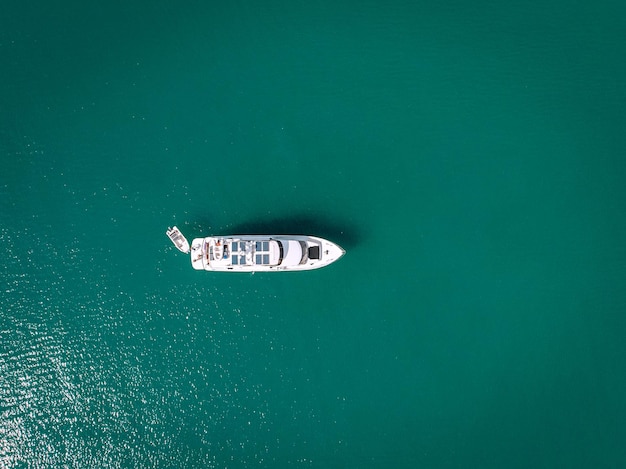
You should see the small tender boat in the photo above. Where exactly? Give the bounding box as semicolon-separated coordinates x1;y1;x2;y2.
166;226;190;253
166;228;344;272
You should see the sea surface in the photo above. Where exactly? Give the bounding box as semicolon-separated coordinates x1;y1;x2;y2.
2;1;626;467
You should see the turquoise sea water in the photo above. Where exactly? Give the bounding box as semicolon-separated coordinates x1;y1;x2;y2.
2;1;626;467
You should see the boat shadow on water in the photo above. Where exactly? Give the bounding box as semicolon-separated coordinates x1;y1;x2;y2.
192;214;363;251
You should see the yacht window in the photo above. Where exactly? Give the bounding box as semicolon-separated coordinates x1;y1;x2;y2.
254;253;271;265
232;256;239;265
232;242;239;252
239;255;246;265
255;241;270;252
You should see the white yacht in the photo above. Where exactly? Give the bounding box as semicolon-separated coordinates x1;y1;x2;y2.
166;227;345;272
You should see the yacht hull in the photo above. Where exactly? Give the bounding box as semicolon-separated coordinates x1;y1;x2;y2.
190;235;345;272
